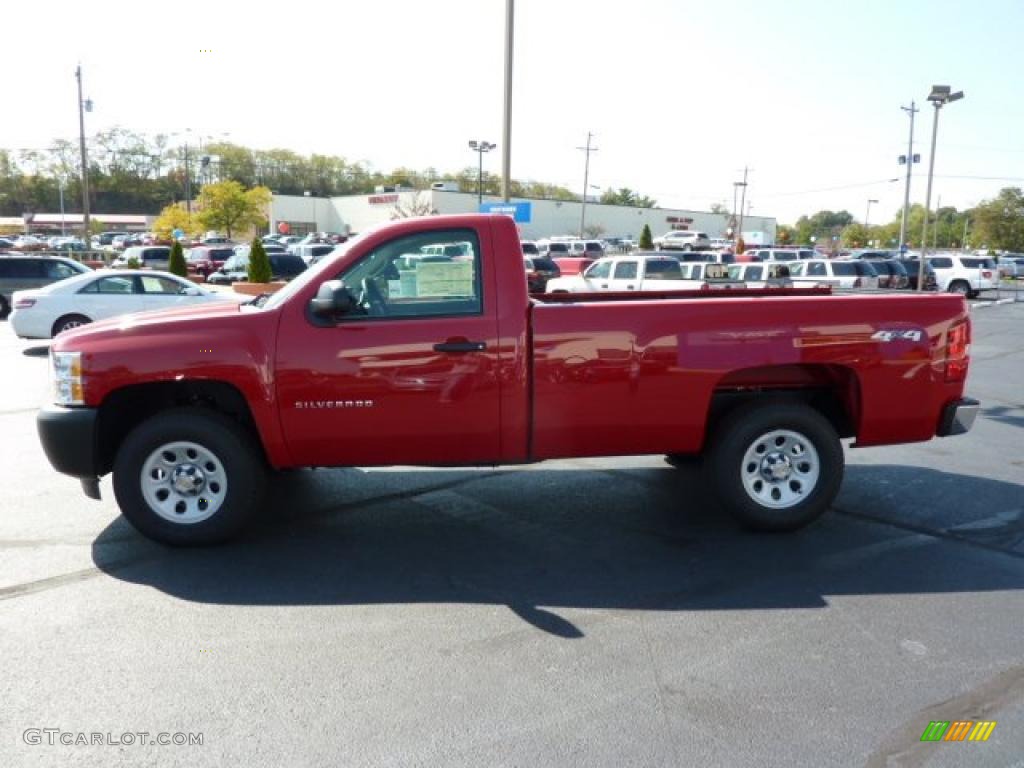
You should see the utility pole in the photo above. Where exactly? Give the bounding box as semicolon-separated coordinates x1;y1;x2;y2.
501;0;514;202
75;65;91;243
962;217;969;249
577;132;598;237
865;198;878;229
736;167;750;243
932;194;941;250
898;102;919;254
183;143;192;217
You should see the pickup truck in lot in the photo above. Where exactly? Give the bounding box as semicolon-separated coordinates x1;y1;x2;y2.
38;215;979;545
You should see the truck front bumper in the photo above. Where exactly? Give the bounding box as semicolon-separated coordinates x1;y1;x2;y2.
37;405;100;492
937;397;980;437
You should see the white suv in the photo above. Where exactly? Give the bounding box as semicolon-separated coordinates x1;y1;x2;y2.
654;231;711;251
788;259;880;290
926;254;997;298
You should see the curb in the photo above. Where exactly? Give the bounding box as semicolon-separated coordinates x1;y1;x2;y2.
971;298;1017;309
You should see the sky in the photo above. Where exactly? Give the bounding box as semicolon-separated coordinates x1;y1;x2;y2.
2;0;1022;226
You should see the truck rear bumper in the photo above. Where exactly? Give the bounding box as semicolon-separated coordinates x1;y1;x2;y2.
937;397;980;437
37;405;99;479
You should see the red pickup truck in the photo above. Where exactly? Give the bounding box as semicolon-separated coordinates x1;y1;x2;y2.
38;214;978;545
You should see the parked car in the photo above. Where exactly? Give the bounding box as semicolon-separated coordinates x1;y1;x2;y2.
869;260;910;289
112;246;172;270
727;262;795;288
788;259;880;290
672;250;736;264
997;254;1024;278
292;244;338;266
898;259;939;291
521;240;540;257
11;235;47;251
545;255;737;293
850;249;898;260
207;252;307;284
0;255;92;318
523;256;561;293
927;254;997;298
35;214;978;545
185;246;236;277
745;248;816;263
550;256;595;276
653;231;711;251
537;241;572;259
9;270;236;338
566;240;606;260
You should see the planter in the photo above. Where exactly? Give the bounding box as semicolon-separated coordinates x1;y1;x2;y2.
233;281;287;296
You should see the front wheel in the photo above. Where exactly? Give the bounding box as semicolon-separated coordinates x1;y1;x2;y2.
113;408;266;545
52;314;91;337
706;401;843;531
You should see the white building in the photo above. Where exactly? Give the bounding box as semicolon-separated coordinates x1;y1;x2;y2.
269;191;776;244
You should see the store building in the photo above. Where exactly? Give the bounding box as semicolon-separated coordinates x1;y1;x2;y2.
269;190;776;244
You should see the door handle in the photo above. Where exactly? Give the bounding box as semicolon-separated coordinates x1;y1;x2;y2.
434;339;487;353
600;283;608;288
626;285;635;290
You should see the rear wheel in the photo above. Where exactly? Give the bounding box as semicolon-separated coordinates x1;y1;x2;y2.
706;400;843;531
113;407;266;545
948;280;970;296
52;314;91;337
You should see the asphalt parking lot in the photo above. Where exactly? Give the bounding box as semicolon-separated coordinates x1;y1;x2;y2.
0;302;1022;768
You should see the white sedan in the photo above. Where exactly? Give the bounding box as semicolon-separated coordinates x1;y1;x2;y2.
9;269;238;339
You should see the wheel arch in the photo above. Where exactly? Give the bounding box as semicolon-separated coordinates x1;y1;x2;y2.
706;363;860;446
95;380;268;476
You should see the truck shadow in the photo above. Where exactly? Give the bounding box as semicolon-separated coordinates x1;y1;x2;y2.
90;464;1024;639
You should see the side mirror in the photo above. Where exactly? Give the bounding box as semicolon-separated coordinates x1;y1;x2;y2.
309;279;354;318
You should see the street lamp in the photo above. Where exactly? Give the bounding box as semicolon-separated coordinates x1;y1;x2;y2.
468;140;496;207
918;85;964;291
865;198;878;229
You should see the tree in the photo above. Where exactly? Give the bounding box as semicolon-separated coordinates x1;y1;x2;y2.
841;223;869;248
599;187;657;208
152;202;200;240
639;224;653;250
775;224;794;245
247;238;272;283
196;181;271;239
390;192;437;219
168;241;187;277
583;223;606;239
970;188;1024;251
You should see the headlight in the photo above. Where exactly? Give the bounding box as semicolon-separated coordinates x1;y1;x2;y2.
50;351;84;406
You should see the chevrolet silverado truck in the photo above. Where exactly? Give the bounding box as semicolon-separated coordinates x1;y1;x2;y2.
37;214;979;545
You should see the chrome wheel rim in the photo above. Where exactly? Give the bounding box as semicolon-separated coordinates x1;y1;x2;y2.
59;319;84;332
740;429;820;509
140;441;228;524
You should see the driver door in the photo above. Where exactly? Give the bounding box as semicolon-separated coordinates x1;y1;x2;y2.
275;226;501;466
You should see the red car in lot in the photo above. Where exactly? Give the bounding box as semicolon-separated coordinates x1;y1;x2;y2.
38;214;977;545
185;246;235;277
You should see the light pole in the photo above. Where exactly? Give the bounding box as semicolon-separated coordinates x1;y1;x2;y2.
468;140;496;207
58;176;66;235
577;132;598;237
918;85;964;291
897;102;919;253
75;65;93;243
501;0;514;202
865;198;878;229
734;167;749;246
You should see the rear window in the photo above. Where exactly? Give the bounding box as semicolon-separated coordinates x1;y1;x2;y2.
270;254;307;275
547;243;569;254
522;242;539;255
772;251;797;261
832;263;857;276
208;248;235;259
532;257;558;273
961;257;993;268
643;260;683;279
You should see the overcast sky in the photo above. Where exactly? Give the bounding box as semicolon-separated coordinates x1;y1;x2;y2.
2;0;1022;225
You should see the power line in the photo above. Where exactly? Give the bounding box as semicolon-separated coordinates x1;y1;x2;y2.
756;178;900;199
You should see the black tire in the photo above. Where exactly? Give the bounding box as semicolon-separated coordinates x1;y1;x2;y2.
706;400;843;531
948;280;970;296
112;407;267;545
52;314;91;337
0;294;9;319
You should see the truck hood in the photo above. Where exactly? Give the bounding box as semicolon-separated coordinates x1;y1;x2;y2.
52;299;248;350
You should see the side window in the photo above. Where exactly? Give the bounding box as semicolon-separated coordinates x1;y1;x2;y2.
9;259;44;278
45;261;78;279
748;266;764;281
140;275;185;294
808;262;827;276
613;261;638;280
83;276;137;294
337;228;482;319
930;257;953;268
584;261;612;280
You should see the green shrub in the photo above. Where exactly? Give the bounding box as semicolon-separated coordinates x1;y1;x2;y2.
125;257;141;270
639;224;653;250
247;238;272;283
168;241;187;277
